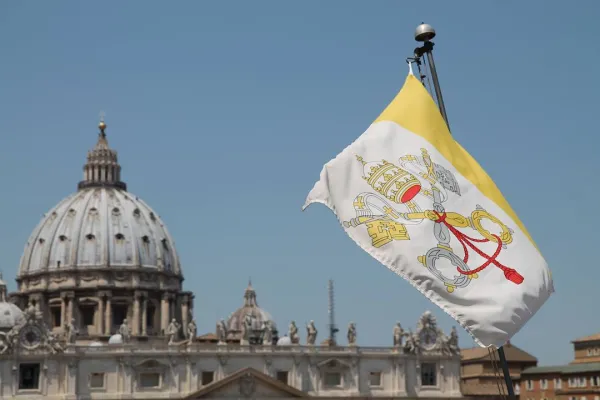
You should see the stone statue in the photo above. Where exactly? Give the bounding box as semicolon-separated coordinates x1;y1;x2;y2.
65;318;78;344
216;319;228;344
347;322;357;346
119;319;131;343
0;332;10;355
240;313;253;344
306;320;317;345
167;319;181;345
288;321;299;344
404;329;419;354
393;322;406;347
443;326;460;355
186;319;197;345
262;320;273;345
46;332;64;354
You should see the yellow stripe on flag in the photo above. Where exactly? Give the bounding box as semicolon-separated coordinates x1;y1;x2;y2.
374;74;536;249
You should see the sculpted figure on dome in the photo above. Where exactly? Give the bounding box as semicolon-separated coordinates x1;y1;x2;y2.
306;320;318;345
216;319;228;344
119;319;131;343
347;322;357;346
288;321;299;344
167;319;181;345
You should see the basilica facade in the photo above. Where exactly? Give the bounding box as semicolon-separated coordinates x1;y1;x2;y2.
0;121;465;399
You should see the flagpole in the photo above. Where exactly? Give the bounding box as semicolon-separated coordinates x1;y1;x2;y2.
413;23;450;131
412;22;516;400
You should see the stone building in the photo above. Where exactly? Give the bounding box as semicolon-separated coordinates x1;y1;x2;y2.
0;121;464;399
460;342;537;399
519;333;600;400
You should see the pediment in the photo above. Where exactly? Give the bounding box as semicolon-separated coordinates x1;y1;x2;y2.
183;367;308;399
317;358;351;370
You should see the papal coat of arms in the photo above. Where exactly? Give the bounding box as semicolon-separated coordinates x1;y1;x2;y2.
342;148;523;293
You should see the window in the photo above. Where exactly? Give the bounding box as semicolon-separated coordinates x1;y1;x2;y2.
582;397;588;400
554;378;562;389
421;363;437;387
80;305;95;326
591;376;600;387
324;372;341;387
276;371;289;384
579;377;587;387
588;349;594;356
526;380;533;390
514;383;520;394
112;304;127;327
139;372;160;389
19;363;40;390
569;377;578;388
146;304;155;331
201;371;214;386
89;373;104;389
541;379;548;389
570;397;577;400
51;307;61;328
369;371;382;387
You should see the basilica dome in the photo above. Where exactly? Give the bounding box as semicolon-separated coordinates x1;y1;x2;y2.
226;282;276;335
18;122;181;278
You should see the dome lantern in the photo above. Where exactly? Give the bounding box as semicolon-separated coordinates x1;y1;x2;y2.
77;118;127;191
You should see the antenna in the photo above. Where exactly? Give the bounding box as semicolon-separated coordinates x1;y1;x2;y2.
328;279;339;345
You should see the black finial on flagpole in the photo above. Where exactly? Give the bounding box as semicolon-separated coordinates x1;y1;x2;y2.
413;23;451;132
411;22;516;399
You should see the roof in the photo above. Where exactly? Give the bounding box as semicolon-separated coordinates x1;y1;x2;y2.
461;381;510;396
573;333;600;343
521;362;600;375
182;367;308;399
461;343;537;363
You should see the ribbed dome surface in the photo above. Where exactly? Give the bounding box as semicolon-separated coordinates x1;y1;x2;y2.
226;283;276;333
18;187;180;276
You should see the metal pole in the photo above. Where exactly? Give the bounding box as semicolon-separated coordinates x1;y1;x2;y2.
413;23;515;399
424;49;450;128
497;346;516;398
413;23;450;131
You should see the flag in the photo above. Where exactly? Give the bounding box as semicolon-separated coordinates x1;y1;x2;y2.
303;70;554;348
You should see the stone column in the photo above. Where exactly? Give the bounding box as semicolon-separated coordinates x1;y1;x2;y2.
181;296;189;336
105;295;112;335
98;296;105;335
141;296;148;336
60;295;66;329
161;293;170;334
133;292;141;335
65;292;74;324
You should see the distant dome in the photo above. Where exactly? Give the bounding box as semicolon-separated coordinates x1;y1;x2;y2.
0;274;24;330
277;336;292;346
108;334;123;345
0;303;25;330
226;282;276;335
18;125;180;278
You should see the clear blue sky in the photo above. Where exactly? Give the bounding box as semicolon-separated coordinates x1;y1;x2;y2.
1;1;597;365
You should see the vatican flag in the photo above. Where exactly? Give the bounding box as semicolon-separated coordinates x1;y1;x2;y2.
303;70;554;348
